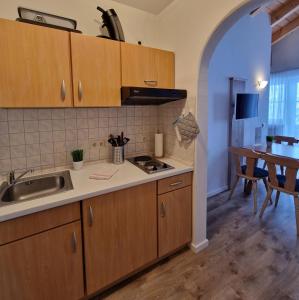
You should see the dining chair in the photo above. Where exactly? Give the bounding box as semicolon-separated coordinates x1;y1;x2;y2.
259;153;299;235
262;135;299;174
229;147;269;213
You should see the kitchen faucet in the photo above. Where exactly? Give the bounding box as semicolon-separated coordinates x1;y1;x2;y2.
8;169;34;185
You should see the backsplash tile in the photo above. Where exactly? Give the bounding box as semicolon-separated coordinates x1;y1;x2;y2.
0;107;158;175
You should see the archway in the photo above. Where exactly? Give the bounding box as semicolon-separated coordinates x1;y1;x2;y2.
192;0;272;252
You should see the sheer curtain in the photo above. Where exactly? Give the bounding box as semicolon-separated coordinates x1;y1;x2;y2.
268;69;299;137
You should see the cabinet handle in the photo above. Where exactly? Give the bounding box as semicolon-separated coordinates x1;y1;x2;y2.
78;81;83;101
144;80;158;86
160;201;166;218
89;205;94;226
72;232;77;253
170;181;183;187
61;80;66;101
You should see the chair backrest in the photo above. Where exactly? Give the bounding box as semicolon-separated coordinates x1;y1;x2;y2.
229;147;261;178
262;153;299;194
274;135;298;146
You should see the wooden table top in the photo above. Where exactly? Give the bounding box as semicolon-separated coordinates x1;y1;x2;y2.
244;143;299;160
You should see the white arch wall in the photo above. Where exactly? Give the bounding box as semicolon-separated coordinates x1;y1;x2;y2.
155;0;271;251
207;12;271;197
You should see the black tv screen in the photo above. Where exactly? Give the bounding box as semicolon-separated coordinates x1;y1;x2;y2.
236;93;259;119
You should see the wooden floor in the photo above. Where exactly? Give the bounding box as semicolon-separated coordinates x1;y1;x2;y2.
95;181;299;300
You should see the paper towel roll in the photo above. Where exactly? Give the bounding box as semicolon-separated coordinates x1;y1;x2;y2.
155;133;163;157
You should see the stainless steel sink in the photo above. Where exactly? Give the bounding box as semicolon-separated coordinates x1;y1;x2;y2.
0;170;73;206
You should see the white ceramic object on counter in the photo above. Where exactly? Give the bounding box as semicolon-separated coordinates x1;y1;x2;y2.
73;161;83;170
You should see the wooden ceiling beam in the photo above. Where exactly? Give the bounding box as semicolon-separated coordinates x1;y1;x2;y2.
272;14;299;44
271;0;299;27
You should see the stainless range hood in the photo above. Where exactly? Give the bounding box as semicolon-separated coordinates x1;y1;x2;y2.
121;87;187;105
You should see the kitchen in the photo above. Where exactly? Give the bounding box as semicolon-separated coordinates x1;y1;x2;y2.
0;1;196;299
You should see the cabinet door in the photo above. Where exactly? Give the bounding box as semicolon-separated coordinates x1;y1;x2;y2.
121;43;174;88
71;33;121;107
158;186;192;257
0;221;84;300
0;19;73;108
83;182;157;294
156;49;175;88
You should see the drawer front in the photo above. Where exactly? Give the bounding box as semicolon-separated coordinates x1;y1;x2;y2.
0;202;80;246
158;172;192;195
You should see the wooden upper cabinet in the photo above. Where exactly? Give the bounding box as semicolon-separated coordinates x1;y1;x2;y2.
121;43;175;89
71;33;121;107
158;186;192;257
0;221;84;300
0;19;73;108
82;182;157;294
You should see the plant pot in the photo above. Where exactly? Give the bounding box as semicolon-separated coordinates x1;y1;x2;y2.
266;141;272;148
73;160;83;170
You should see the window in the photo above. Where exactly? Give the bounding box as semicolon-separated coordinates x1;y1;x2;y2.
268;83;285;123
296;82;299;125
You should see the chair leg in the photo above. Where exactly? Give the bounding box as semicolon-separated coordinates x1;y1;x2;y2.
243;179;248;193
262;161;267;170
262;178;272;205
293;196;299;236
259;188;272;218
275;191;280;208
253;181;258;214
228;176;239;200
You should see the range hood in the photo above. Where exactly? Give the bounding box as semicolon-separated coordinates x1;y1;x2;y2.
121;87;187;105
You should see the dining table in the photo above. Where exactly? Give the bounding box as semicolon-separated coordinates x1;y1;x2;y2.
242;143;299;194
247;143;299;160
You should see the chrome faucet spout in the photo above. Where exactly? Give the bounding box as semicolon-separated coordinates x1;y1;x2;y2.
8;169;34;185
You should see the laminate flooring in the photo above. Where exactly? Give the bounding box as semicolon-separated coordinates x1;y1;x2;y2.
94;181;299;300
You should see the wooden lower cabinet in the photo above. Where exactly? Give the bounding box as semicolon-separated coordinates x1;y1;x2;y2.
0;221;84;300
158;186;192;257
82;182;157;294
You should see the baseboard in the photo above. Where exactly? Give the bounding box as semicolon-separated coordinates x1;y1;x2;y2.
207;185;228;198
190;239;209;254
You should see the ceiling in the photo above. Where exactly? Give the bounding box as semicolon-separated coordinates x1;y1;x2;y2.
112;0;175;14
260;0;299;44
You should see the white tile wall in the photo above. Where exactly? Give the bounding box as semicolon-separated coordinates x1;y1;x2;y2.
158;99;195;163
0;107;158;175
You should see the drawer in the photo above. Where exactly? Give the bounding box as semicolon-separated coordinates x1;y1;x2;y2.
0;202;80;246
158;172;192;195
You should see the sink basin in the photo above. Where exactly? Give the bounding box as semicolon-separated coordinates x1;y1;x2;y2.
0;171;73;206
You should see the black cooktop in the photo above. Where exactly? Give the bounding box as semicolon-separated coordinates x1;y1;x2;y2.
128;156;174;174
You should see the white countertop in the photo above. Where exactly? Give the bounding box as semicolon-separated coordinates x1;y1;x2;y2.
0;158;193;222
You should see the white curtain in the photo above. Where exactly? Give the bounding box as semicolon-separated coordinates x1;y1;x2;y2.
268;69;299;137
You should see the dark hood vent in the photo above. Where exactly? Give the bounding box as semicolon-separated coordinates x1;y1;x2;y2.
121;87;187;105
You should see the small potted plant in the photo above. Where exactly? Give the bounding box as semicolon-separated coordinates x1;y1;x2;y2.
71;149;84;170
266;135;274;148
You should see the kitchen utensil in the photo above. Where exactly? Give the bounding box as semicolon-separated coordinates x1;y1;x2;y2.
112;146;124;165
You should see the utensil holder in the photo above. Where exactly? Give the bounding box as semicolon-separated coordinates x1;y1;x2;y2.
112;146;124;164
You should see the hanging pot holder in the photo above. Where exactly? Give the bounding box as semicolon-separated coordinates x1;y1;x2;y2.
173;112;200;143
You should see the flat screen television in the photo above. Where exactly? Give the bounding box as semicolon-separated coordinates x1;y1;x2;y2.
235;93;259;119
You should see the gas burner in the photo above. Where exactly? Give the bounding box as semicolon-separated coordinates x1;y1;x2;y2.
134;155;152;166
128;156;174;174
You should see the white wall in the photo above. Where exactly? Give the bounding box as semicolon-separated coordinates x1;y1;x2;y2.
271;29;299;73
0;0;160;47
207;13;271;197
